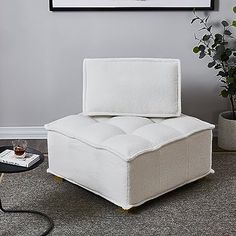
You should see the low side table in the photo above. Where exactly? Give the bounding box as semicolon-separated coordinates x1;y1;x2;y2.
0;146;54;236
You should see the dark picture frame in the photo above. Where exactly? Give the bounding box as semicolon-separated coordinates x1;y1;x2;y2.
49;0;214;11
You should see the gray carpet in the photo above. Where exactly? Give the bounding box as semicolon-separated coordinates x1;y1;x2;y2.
0;153;235;236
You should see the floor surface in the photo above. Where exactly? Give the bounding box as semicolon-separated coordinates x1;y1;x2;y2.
0;153;235;236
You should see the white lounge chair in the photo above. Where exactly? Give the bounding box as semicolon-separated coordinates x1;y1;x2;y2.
45;58;214;210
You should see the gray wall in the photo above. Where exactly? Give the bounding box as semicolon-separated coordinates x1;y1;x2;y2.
0;0;234;126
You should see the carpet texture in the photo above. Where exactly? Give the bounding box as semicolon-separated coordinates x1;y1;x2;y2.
0;153;235;236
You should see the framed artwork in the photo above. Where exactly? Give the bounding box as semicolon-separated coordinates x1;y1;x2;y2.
49;0;214;11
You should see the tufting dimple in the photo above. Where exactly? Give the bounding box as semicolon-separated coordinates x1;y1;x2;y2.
133;123;182;145
106;116;153;134
44;114;97;137
76;122;125;144
45;113;215;161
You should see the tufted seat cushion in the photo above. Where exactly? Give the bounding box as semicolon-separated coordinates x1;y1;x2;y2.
45;114;214;209
45;114;214;161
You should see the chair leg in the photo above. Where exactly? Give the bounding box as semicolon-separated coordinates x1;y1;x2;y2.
53;175;64;183
0;173;4;184
119;207;130;213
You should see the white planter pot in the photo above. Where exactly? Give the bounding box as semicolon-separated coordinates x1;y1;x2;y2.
218;111;236;150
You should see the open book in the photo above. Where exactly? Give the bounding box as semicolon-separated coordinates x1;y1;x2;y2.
0;149;40;168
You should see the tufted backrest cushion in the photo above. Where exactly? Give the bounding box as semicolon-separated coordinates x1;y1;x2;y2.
83;58;181;117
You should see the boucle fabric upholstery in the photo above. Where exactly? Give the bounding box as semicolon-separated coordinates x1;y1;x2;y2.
46;58;214;209
45;114;214;161
45;114;214;209
83;58;181;117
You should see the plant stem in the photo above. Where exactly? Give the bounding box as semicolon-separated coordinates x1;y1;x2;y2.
229;95;236;119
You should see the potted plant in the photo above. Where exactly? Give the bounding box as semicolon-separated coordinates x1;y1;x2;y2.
191;7;236;150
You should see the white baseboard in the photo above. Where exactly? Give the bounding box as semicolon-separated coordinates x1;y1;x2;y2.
0;126;47;139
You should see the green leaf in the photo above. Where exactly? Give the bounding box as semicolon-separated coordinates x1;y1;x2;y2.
225;48;232;57
228;84;236;95
198;45;205;51
215;34;223;40
221;90;228;97
208;61;216;68
203;34;211;41
216;45;225;55
199;51;206;59
214;34;223;45
217;71;226;77
212;43;217;48
227;77;235;83
232;20;236;27
222;20;229;27
224;30;232;36
229;67;236;77
193;46;200;53
208;48;212;56
215;64;222;69
221;54;230;62
233;6;236;13
213;54;221;60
